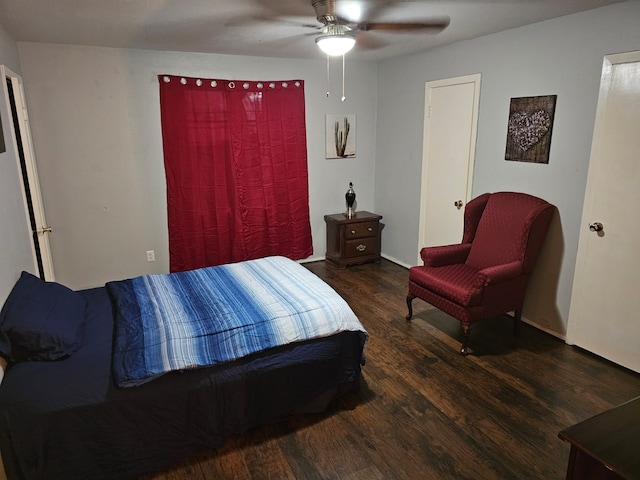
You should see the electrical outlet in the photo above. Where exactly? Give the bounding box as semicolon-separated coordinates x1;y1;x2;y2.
146;250;155;262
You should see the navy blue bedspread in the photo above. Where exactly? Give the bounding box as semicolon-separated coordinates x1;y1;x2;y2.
0;286;365;480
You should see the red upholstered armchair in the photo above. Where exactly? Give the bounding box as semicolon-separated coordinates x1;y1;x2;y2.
406;192;555;355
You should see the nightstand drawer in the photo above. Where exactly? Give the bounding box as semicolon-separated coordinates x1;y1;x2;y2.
344;221;378;239
344;237;379;258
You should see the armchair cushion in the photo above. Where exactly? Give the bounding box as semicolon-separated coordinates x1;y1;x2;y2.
465;193;551;271
409;264;484;307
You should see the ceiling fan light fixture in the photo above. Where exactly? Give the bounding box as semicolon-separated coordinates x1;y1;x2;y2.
315;34;356;56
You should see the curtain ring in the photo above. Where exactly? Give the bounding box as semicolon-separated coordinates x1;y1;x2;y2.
228;81;235;89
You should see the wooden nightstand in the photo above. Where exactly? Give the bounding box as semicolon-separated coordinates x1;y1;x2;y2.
558;396;640;480
324;211;384;267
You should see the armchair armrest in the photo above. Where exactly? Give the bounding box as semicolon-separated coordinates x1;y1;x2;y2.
475;261;523;287
420;243;472;267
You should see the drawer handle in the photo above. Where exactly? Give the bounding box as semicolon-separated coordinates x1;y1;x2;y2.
351;230;356;234
367;227;373;232
356;244;366;252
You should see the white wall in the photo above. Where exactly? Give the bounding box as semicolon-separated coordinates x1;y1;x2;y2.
0;25;35;303
16;44;378;289
375;1;640;335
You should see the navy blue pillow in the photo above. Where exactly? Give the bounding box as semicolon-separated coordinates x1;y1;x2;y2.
0;271;88;362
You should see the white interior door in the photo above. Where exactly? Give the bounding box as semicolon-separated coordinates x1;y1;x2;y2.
567;51;640;373
1;65;55;281
418;74;480;263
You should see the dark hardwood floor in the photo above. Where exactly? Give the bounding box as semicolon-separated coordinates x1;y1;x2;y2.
144;259;640;480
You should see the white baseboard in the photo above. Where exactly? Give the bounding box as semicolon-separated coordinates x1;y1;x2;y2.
521;316;566;341
381;253;412;269
300;254;412;267
299;256;325;264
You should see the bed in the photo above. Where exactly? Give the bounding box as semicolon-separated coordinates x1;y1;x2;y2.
0;256;367;480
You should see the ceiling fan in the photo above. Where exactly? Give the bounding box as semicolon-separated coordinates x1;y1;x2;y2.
248;0;450;56
237;1;449;100
311;0;449;55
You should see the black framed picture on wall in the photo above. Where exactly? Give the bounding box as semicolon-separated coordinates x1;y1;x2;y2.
505;95;557;164
0;111;5;154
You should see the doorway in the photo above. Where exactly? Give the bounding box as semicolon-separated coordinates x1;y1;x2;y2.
1;65;55;280
566;51;640;373
417;74;481;263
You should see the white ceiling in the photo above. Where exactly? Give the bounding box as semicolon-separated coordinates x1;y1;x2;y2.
0;0;624;61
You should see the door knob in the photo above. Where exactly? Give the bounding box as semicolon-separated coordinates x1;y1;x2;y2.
589;222;603;232
454;200;463;209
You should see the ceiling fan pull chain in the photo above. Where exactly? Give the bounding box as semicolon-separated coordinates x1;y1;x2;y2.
326;54;330;97
341;54;346;102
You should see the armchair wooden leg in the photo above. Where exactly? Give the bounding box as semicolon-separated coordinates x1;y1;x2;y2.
513;309;522;335
460;324;471;356
405;294;415;320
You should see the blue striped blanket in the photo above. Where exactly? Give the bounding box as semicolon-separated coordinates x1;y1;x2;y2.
106;256;367;387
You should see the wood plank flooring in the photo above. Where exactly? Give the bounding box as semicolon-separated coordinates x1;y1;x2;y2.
144;259;640;480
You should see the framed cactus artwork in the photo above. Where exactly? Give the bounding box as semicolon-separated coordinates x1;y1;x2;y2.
325;114;356;159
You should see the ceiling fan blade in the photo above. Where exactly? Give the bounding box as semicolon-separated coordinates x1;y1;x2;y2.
262;32;318;49
249;0;315;18
354;32;388;50
226;14;317;29
357;17;450;32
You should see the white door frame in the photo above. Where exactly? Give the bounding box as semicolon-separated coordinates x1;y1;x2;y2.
1;65;55;280
417;74;481;264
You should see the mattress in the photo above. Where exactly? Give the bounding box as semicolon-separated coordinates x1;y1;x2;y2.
106;256;366;387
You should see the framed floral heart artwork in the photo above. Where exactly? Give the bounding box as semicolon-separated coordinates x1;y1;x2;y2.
505;95;557;164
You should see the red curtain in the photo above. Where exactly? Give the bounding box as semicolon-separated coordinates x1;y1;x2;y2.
158;75;312;272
